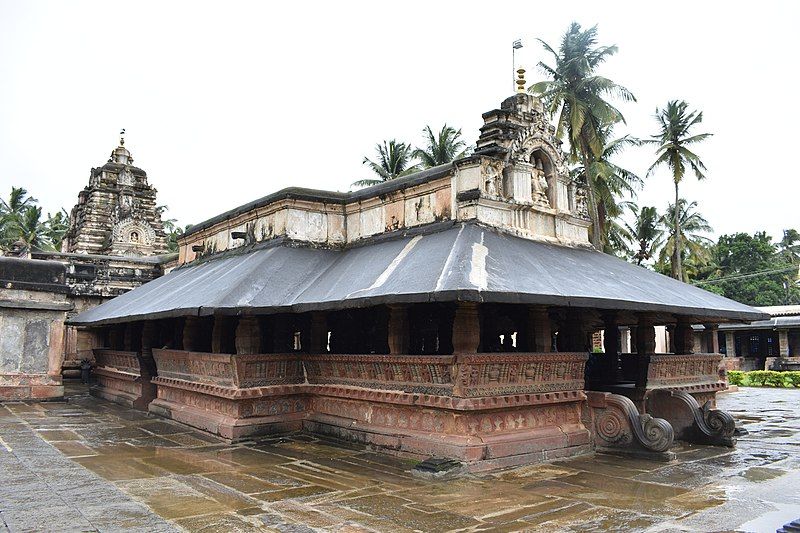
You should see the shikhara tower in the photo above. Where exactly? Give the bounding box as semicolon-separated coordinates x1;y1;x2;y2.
63;133;168;257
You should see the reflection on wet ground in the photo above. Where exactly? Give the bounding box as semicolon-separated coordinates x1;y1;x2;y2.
1;385;799;532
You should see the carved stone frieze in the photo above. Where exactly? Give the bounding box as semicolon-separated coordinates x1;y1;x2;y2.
647;353;724;388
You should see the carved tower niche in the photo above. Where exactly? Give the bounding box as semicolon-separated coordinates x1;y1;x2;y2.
63;135;168;257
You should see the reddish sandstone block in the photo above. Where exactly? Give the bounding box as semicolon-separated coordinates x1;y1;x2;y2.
30;385;64;400
0;386;31;401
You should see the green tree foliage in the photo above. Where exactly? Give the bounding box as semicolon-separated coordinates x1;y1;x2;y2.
695;231;800;306
571;131;643;252
655;199;713;280
44;209;70;251
778;229;800;264
623;205;664;265
0;187;67;253
413;125;469;168
157;205;185;253
530;22;636;249
354;140;419;187
646;100;712;281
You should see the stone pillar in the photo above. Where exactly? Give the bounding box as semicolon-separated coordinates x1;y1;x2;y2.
778;330;790;357
704;324;720;354
673;320;695;355
183;316;201;352
309;312;328;354
559;311;589;352
452;302;480;354
138;321;159;408
602;312;620;383
123;323;134;351
527;306;552;352
211;316;237;354
387;305;409;355
235;317;262;355
272;315;292;353
635;315;656;388
725;332;736;357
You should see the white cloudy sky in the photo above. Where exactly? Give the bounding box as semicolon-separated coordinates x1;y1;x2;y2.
1;1;797;241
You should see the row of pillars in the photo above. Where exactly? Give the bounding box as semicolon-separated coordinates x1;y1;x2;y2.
99;303;713;358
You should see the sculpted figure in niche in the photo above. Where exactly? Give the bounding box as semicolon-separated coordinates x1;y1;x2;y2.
482;161;504;198
531;157;550;207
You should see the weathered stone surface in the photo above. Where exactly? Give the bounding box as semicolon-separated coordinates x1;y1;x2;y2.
1;385;798;532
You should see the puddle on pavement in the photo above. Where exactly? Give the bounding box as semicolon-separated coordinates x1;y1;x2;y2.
740;466;787;482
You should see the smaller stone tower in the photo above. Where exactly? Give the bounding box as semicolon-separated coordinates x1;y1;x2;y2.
63;133;168;257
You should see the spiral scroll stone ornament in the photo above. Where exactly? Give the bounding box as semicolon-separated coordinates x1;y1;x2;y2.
596;409;630;445
586;391;675;459
645;389;736;447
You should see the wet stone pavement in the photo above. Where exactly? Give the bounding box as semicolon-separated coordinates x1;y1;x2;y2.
1;386;799;533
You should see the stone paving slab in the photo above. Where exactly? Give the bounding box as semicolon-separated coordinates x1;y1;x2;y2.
0;386;799;532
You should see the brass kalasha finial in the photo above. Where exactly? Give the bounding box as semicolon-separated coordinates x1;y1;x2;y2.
120;128;126;146
516;68;526;93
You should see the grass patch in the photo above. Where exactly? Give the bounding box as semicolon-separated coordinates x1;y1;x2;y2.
728;370;800;388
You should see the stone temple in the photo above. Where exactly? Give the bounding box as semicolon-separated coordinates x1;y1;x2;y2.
63;133;168;257
0;136;173;401
70;92;767;470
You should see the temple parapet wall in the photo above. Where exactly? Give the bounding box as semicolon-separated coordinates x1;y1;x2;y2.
178;93;593;265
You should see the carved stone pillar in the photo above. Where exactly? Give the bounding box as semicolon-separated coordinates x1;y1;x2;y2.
635;315;656;389
778;330;790;357
559;311;589;352
272;315;292;353
602;312;620;383
123;323;135;351
527;306;552;353
452;302;480;354
309;312;328;354
703;324;720;354
138;320;159;408
211;316;236;354
387;305;409;355
725;331;736;357
673;320;695;355
235;317;262;355
183;316;201;352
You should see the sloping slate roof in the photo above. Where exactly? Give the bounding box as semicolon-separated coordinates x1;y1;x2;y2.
718;315;800;331
70;222;767;326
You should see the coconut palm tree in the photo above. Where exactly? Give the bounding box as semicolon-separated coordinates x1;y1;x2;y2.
530;22;636;249
623;205;664;266
646;100;712;281
1;187;40;252
656;199;713;281
0;187;38;219
413;125;469;168
44;209;70;251
353;140;418;188
9;205;51;251
571;132;642;248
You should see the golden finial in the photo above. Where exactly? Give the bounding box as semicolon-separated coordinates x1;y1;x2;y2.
515;68;526;94
120;128;126;146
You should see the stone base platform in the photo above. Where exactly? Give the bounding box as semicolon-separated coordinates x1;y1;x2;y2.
90;349;155;410
145;350;603;470
0;374;63;401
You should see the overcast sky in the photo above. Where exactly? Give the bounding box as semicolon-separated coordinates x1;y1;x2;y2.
1;1;797;242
